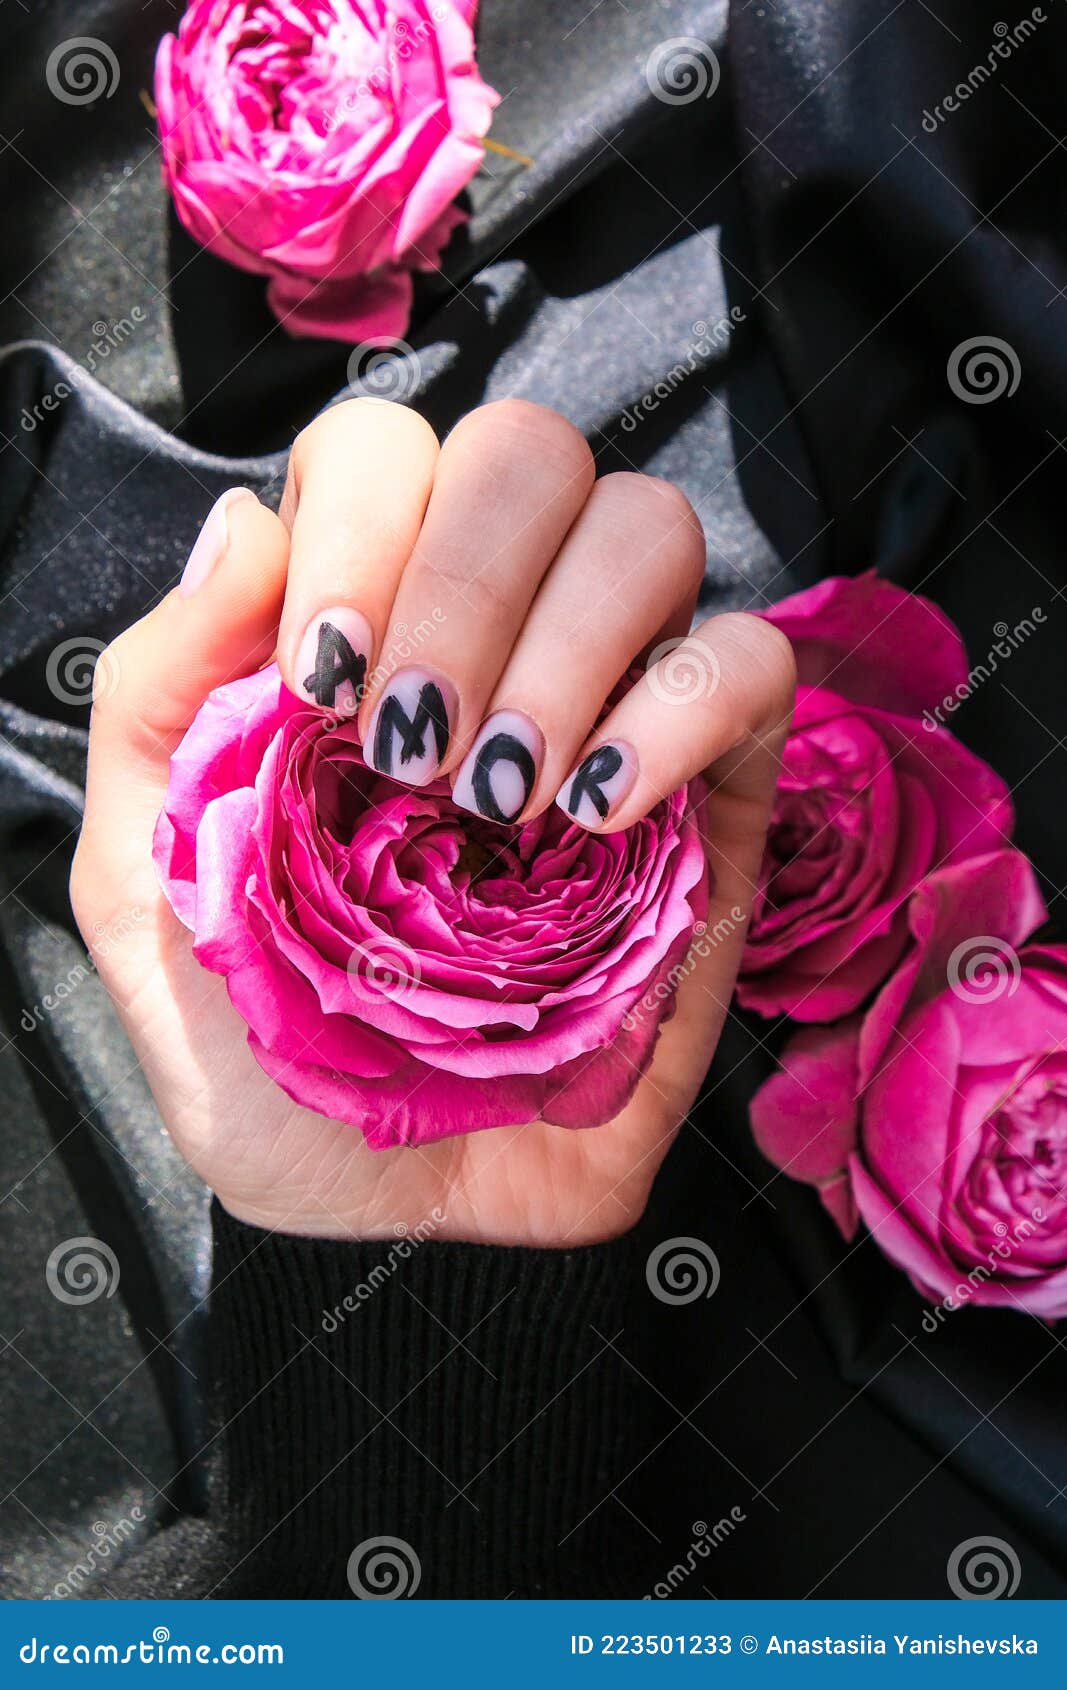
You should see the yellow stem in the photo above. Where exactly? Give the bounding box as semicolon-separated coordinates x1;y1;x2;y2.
482;135;534;169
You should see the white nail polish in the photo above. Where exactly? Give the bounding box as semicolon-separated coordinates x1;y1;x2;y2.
294;606;374;715
453;711;543;823
556;741;638;828
367;668;456;785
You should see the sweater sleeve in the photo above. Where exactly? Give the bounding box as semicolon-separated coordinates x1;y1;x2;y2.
202;1201;651;1598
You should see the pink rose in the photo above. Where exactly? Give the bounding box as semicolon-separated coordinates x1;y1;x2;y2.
737;574;1012;1022
154;1;499;342
152;667;709;1148
751;850;1067;1317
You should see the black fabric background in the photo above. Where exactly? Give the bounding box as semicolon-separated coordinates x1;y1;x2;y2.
1;0;1066;1597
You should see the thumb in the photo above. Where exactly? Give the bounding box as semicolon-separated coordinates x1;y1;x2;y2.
73;488;290;915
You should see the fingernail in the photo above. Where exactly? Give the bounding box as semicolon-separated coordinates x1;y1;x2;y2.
179;487;257;597
556;741;638;828
294;606;374;716
453;711;544;823
367;668;456;786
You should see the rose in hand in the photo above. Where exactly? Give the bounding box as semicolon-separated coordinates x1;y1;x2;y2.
71;399;796;1243
153;665;709;1146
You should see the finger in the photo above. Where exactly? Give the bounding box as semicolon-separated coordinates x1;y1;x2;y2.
275;398;440;717
73;488;290;909
362;400;594;786
623;691;798;1092
556;612;797;832
451;473;704;822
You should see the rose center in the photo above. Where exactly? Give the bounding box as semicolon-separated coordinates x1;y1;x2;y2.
455;839;498;886
230;6;389;142
763;788;847;904
767;803;830;867
978;1062;1067;1229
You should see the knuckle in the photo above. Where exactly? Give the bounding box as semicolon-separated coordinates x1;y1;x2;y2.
713;612;798;719
739;611;797;681
292;398;438;481
87;628;178;748
637;473;702;531
590;473;706;577
596;471;691;518
450;400;595;490
415;547;514;623
291;407;335;472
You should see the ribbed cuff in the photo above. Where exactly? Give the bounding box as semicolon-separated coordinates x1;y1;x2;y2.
208;1202;648;1598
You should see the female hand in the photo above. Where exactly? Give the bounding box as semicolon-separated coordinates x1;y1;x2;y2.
70;399;795;1247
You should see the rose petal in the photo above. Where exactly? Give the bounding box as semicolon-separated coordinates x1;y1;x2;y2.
763;571;968;717
749;1018;863;1234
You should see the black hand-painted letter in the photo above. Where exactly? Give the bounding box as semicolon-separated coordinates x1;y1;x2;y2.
375;682;450;775
567;744;623;820
303;621;367;709
472;731;536;823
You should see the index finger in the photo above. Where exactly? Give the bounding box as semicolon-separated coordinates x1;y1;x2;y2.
275;398;440;715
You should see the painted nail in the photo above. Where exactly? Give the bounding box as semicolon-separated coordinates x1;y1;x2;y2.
453;711;544;823
367;668;457;786
179;487;257;597
556;741;638;828
294;606;374;716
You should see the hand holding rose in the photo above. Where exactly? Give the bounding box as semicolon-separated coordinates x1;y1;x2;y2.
70;399;796;1245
